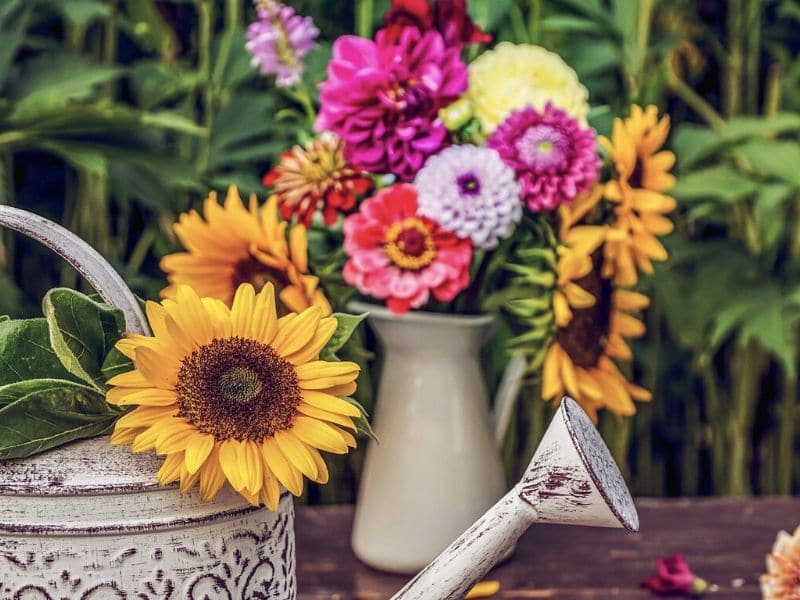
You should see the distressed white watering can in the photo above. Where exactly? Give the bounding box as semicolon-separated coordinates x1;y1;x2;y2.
0;207;638;599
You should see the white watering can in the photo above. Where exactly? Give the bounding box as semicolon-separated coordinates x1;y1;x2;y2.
0;207;638;599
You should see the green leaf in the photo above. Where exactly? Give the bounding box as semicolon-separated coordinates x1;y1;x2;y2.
320;313;367;361
754;183;794;250
736;140;800;187
672;165;758;203
0;379;118;459
43;289;126;390
739;302;797;378
0;0;31;90
101;347;133;381
55;0;111;26
344;397;377;442
0;319;78;387
10;53;121;120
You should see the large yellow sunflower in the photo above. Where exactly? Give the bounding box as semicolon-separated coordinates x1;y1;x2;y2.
598;105;677;285
106;283;360;508
542;250;652;420
160;185;331;315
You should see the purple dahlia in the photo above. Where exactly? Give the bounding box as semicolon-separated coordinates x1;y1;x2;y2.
487;104;600;212
315;27;468;182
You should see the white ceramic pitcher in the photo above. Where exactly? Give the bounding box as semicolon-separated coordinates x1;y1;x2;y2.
350;302;528;574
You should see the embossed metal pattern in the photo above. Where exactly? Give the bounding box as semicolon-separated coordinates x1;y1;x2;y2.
0;495;296;599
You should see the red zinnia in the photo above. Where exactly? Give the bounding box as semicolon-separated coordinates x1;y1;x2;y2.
382;0;491;46
263;133;373;226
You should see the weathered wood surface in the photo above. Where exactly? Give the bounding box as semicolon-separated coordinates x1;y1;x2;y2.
297;498;799;599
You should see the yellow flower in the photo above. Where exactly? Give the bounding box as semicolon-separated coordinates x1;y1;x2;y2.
107;283;361;508
160;185;331;315
599;105;677;285
543;250;652;420
465;42;590;135
762;525;800;599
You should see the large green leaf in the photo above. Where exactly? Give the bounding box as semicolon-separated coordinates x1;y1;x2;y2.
9;53;121;121
43;289;126;391
0;319;78;387
672;165;758;203
0;378;118;460
736;140;800;187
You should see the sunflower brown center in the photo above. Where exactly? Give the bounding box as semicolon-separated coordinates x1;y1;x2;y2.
232;256;292;314
175;337;301;441
628;157;644;188
556;251;613;368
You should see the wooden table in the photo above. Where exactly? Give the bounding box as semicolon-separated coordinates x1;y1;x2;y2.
296;498;798;599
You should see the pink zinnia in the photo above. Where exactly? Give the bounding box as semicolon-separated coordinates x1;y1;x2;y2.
343;184;472;314
315;28;468;182
487;103;600;212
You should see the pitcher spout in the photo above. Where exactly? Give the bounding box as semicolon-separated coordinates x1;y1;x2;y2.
392;397;638;600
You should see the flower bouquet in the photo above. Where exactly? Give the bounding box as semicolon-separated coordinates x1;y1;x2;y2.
238;0;678;571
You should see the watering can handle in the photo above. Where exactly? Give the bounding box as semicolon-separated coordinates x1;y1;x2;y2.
0;206;149;335
491;353;527;447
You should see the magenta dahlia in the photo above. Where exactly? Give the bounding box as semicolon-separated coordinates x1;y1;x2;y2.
315;28;468;182
487;104;600;212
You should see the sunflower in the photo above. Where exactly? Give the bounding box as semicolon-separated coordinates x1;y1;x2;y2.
106;283;361;508
542;250;652;420
160;185;331;315
598;105;677;285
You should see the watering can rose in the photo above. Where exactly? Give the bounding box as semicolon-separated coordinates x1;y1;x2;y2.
107;282;362;508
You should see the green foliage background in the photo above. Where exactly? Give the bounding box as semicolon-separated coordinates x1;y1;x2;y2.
1;0;799;499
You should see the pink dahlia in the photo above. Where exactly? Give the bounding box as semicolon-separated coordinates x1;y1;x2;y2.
315;28;468;182
487;103;600;212
343;184;472;314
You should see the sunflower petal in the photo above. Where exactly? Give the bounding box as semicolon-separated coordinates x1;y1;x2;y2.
185;433;216;474
274;431;319;480
291;416;349;454
262;438;304;496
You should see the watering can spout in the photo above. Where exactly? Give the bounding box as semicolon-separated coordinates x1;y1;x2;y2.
392;397;638;600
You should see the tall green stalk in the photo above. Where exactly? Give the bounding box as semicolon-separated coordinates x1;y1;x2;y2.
356;0;374;38
726;343;766;495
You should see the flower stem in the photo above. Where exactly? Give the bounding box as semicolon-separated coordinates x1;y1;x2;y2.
461;250;493;314
726;343;765;496
356;0;374;38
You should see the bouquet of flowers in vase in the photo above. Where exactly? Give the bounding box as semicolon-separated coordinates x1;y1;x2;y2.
235;0;678;421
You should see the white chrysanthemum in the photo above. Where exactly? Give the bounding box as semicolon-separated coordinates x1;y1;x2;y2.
466;42;590;135
414;145;521;249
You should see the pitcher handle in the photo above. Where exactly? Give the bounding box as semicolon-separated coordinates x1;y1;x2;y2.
491;353;527;447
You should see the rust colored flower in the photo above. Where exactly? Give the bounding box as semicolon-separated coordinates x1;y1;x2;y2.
641;553;708;596
263;133;373;226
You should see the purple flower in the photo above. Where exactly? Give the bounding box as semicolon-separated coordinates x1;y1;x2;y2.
246;1;319;88
487;103;600;212
414;145;521;249
315;28;468;182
